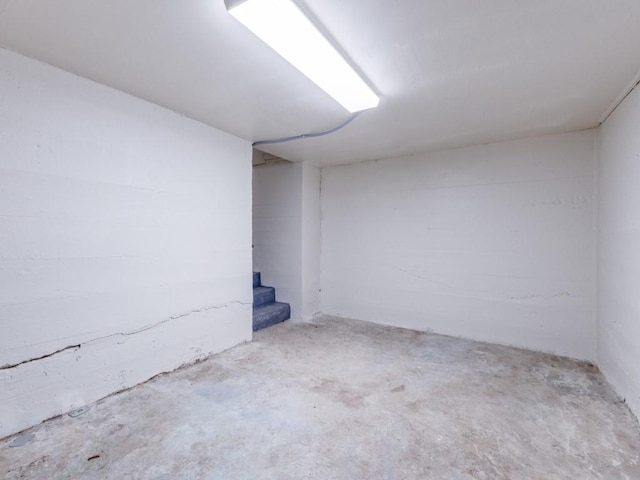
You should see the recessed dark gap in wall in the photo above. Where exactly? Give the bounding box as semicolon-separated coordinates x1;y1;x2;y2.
252;148;294;167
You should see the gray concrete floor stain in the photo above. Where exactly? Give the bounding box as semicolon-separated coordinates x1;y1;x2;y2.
1;316;639;479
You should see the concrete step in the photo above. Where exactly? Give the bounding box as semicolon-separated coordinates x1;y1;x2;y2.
253;302;290;332
253;286;276;307
253;271;261;288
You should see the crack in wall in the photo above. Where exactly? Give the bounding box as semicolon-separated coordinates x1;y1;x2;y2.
0;344;81;371
0;300;251;371
93;301;252;341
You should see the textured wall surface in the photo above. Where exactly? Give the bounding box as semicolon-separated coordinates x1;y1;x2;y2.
598;85;640;420
321;131;597;360
0;48;253;438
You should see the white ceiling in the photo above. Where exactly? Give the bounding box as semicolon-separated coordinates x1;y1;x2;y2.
1;0;639;166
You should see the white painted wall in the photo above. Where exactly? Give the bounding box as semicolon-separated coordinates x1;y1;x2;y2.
0;48;253;438
253;162;303;319
302;164;321;320
252;162;321;321
321;131;597;360
598;85;640;419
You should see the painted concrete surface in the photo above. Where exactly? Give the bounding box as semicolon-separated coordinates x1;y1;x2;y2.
0;48;253;438
321;130;597;360
301;163;321;320
2;317;638;480
598;83;640;420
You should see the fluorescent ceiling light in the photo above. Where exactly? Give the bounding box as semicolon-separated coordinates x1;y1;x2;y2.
225;0;379;113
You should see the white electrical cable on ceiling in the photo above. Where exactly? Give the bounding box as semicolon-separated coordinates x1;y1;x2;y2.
252;111;362;147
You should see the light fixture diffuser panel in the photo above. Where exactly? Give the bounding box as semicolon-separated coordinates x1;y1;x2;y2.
227;0;379;112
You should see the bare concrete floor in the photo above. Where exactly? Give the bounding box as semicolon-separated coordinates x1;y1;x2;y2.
2;316;640;479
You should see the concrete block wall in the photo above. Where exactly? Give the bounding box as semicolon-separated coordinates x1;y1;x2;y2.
321;131;597;361
597;84;640;420
0;48;253;438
